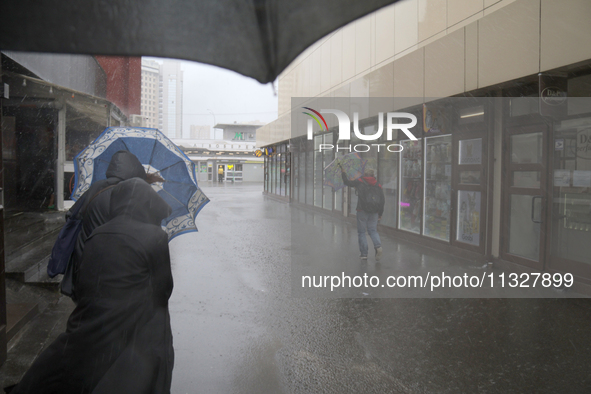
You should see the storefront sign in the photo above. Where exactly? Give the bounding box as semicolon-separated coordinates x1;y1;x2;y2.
539;73;568;117
541;87;567;106
555;139;564;151
302;107;418;152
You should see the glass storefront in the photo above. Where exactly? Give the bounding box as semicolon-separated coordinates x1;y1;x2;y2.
270;101;489;250
378;139;399;228
270;93;590;282
279;149;286;196
455;133;486;249
551;117;591;266
306;142;314;204
313;135;323;207
456;190;481;246
262;142;291;199
399;139;422;233
323;134;334;210
423;135;452;240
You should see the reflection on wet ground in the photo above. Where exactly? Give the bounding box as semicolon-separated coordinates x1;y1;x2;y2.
290;208;576;298
169;183;591;393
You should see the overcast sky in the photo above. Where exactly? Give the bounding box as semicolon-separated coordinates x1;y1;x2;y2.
146;58;278;139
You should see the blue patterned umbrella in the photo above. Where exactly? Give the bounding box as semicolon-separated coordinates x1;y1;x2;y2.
324;152;367;191
72;127;209;240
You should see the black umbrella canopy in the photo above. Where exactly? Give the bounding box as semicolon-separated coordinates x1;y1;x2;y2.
0;0;399;84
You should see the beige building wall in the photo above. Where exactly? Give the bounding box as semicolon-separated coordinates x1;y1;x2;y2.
160;60;184;139
141;59;160;129
259;0;591;146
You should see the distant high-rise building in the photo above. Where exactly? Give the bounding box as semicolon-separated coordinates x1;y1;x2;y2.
141;59;184;138
190;125;211;139
160;60;183;139
140;59;159;129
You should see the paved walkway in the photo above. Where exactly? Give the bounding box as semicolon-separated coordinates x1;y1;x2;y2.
2;182;591;393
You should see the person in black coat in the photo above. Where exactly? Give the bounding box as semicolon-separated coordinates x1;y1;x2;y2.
11;178;174;394
63;150;148;298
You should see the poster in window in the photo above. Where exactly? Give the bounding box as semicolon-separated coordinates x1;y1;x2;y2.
457;191;481;246
554;170;570;187
459;138;482;165
423;104;449;134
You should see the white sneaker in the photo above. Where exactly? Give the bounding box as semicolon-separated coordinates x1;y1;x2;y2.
375;247;383;261
360;255;368;260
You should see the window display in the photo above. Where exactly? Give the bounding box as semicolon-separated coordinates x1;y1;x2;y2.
563;193;591;232
423;135;452;240
459;138;482;165
323;134;334;210
460;171;481;185
457;190;481;246
314;135;323;207
399;140;422;233
378;148;399;228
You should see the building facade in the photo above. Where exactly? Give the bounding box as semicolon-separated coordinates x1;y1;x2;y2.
95;56;141;119
141;59;160;129
190;125;211;139
258;0;591;289
0;51;139;365
160;60;183;139
173;122;264;183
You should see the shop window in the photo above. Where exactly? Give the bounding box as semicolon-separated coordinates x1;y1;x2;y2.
275;154;281;195
511;133;542;164
459;138;482;165
509;97;538;117
323;134;333;210
293;152;299;202
306;144;314;205
423;135;452;241
459;171;481;185
313;135;323;207
399;139;422;233
456;191;481;246
512;171;541;188
297;151;304;203
550;119;591;265
568;75;591;116
508;194;541;261
377;141;398;228
279;152;286;197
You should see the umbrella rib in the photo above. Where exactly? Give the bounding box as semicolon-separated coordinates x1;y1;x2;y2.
159;179;196;187
157;186;191;210
156;161;184;174
148;139;158;170
119;139;130;151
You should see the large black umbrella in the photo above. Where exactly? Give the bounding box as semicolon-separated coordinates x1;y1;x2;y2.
0;0;399;84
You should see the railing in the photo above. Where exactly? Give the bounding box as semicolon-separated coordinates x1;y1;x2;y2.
225;171;243;182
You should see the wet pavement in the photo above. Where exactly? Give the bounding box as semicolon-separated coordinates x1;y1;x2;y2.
2;182;591;393
169;183;591;393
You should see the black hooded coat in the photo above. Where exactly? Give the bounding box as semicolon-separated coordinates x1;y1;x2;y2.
65;150;147;298
12;178;174;394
